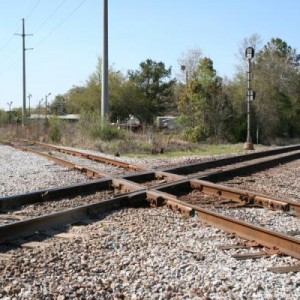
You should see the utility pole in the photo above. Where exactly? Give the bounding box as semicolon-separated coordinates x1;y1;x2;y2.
7;101;13;125
39;98;44;119
38;98;43;135
7;101;13;112
16;18;33;127
45;92;51;120
28;93;32;116
101;0;109;125
181;65;188;85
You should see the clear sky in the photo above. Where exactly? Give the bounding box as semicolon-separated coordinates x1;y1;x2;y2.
0;0;299;110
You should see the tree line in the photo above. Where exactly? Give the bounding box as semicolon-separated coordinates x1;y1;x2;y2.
3;35;300;144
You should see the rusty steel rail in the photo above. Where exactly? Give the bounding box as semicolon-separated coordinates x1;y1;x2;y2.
123;168;300;216
0;177;144;210
3;139;300;216
190;179;300;216
7;139;300;185
0;178;112;209
0;173;300;259
154;178;300;216
122;149;300;195
9;139;300;177
9;143;109;179
200;150;300;183
1;139;300;260
13;138;147;172
164;144;300;175
145;190;300;260
193;203;300;260
0;191;147;243
1;177;299;260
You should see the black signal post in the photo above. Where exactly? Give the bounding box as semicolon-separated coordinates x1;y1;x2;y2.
244;47;255;150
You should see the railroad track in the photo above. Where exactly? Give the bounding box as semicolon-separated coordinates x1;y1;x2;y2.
4;138;147;179
1;139;300;272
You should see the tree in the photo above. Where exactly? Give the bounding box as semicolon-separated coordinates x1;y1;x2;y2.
64;85;100;114
61;58;177;125
109;80;146;123
223;75;248;142
253;38;300;140
0;109;8;125
178;57;232;142
49;95;67;115
128;59;176;124
228;36;300;143
177;48;203;83
64;59;141;122
236;34;262;69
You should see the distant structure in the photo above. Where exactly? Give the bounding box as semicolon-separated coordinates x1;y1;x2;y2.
28;114;80;122
156;116;178;129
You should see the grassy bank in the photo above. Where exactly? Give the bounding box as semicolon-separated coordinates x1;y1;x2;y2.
0;122;272;158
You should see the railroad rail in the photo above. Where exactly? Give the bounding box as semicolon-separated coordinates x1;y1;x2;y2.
10;138;147;172
1;140;300;270
6;138;300;183
1;175;300;260
9;138;300;175
3;138;300;215
3;140;147;179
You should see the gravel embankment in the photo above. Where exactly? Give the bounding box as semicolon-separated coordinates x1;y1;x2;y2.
213;207;300;238
58;145;251;170
222;160;300;203
0;191;118;226
0;145;91;197
49;151;139;177
1;208;300;299
1;144;300;299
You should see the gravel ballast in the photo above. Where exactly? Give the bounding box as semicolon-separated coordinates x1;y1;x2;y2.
222;160;300;203
1;144;300;299
0;145;90;197
1;208;300;299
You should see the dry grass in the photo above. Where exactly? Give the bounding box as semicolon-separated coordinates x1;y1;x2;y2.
0;123;275;158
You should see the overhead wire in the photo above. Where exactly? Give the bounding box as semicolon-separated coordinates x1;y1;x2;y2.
0;0;88;74
0;24;21;53
0;23;23;77
0;56;22;76
0;0;90;107
0;0;41;73
0;0;41;53
33;0;68;35
25;0;42;20
33;0;89;49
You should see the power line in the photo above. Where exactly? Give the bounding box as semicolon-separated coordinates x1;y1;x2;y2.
0;24;21;53
0;0;89;78
0;0;41;53
26;0;42;20
0;23;22;75
34;0;88;49
1;46;20;60
33;0;68;35
0;56;21;76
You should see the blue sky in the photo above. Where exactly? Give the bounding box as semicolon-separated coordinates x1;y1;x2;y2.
0;0;299;110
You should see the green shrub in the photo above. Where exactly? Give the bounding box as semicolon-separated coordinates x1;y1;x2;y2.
79;111;125;141
91;124;124;141
49;116;64;143
182;125;207;143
